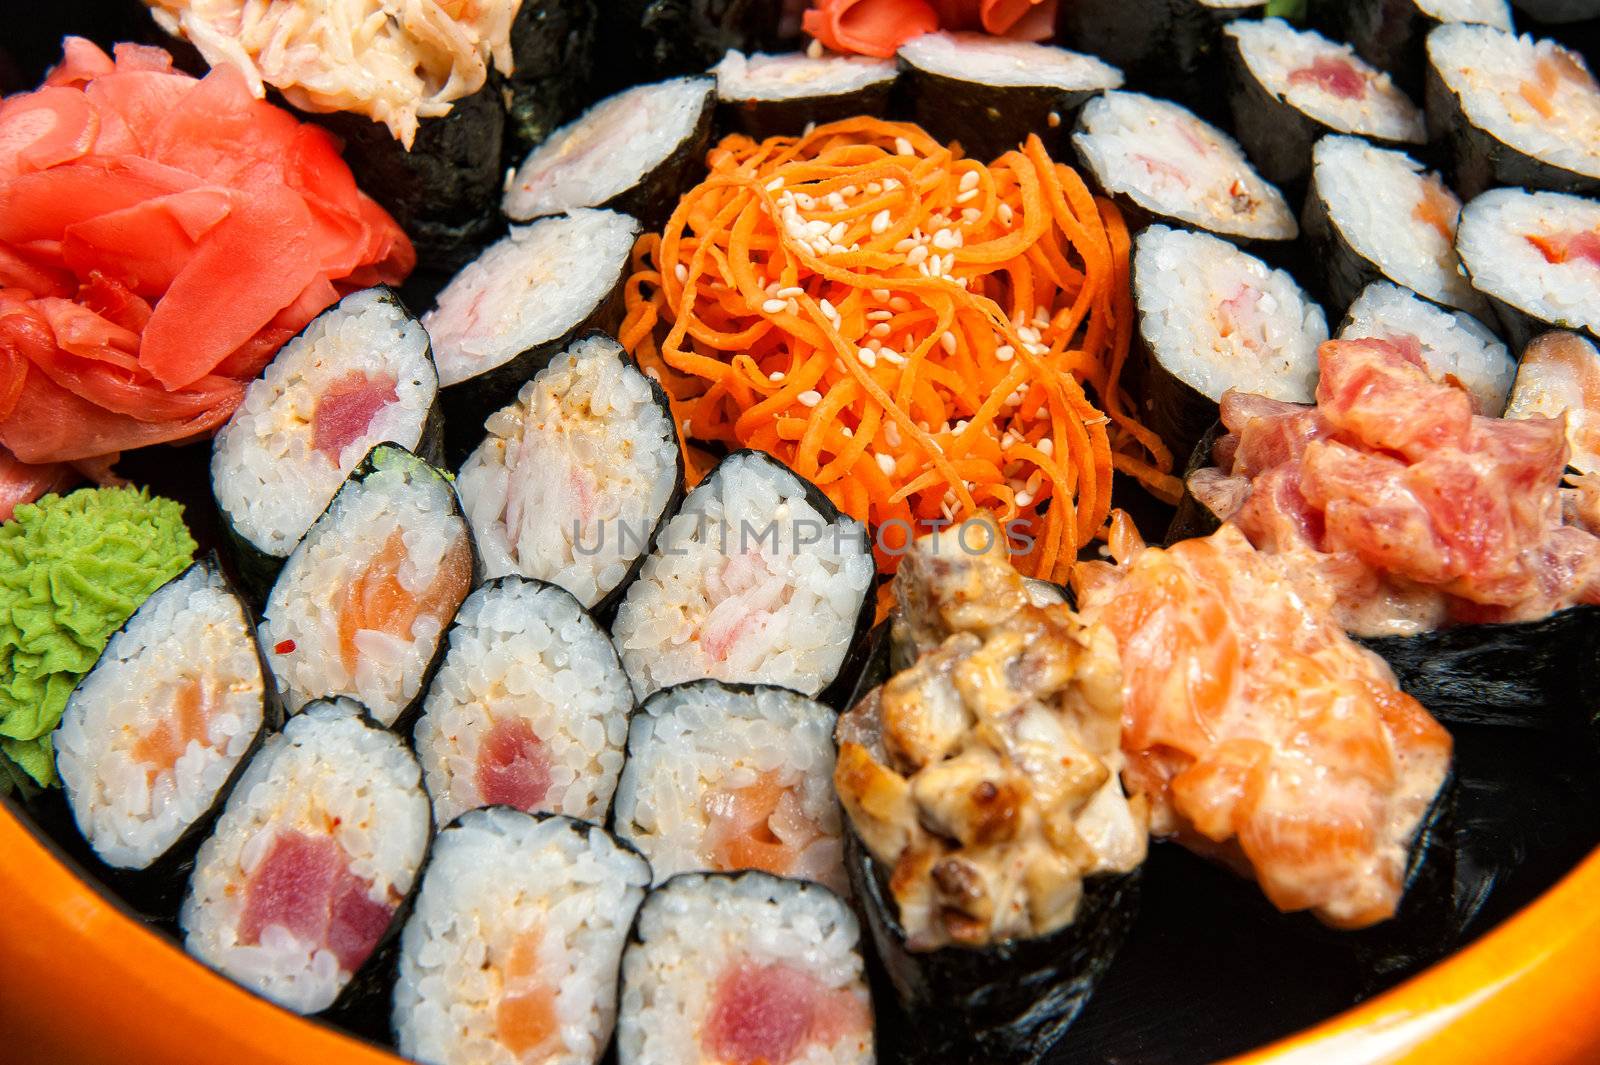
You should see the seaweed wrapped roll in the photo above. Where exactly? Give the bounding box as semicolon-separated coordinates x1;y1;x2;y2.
610;450;875;700
1456;187;1600;347
413;577;632;827
1507;331;1600;476
617;870;873;1065
613;681;845;893
180;697;431;1014
392;810;649;1065
56;558;275;873
713;49;899;139
1339;281;1513;414
259;444;475;729
1318;0;1512;95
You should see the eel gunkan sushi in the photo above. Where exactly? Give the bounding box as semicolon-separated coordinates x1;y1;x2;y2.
835;519;1146;1061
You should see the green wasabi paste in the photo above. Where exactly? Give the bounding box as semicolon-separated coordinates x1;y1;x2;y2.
0;487;196;787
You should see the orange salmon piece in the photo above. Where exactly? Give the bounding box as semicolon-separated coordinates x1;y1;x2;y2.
131;676;212;774
496;931;559;1057
338;529;472;674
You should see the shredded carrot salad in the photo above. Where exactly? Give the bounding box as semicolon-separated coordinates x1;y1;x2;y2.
620;117;1178;583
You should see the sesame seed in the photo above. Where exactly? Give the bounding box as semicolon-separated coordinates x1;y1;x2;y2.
959;170;980;192
841;426;853;437
828;221;848;243
796;193;815;209
884;422;902;447
1038;437;1053;455
674;263;688;283
842;185;858;198
998;202;1014;224
867;310;893;321
827;193;846;211
996;344;1015;362
806;37;824;59
895;137;914;156
875;453;896;476
644;367;661;382
765;176;785;192
786;299;799;314
777;286;805;299
956;188;979;204
907;245;929;265
770;371;785;382
893;238;916;254
940;331;957;354
881;349;907;365
1047;110;1061;128
932;229;959;249
820;298;838;319
917;260;931;277
871;209;891;234
962;208;981;223
890;296;912;312
884;178;901;191
867;182;882;195
1015;490;1034;507
797;390;823;407
762;298;787;314
682;417;692;435
804;121;816;136
857;347;877;367
866;322;888;338
872;288;891;301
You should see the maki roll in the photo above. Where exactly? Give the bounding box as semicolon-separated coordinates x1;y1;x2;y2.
1426;24;1600;196
1132;225;1329;461
502;78;715;228
259;444;476;730
180;696;431;1015
455;333;684;611
392;809;650;1065
503;0;601;156
835;520;1145;1061
713;49;899;139
422;210;640;450
55;558;276;874
1301;136;1487;317
1506;331;1600;477
610;450;875;700
212;287;442;595
413;577;633;827
1318;0;1513;96
896;33;1123;161
616;870;874;1065
1456;187;1600;348
612;680;845;893
1339;281;1514;414
1058;0;1266;119
1072;91;1298;245
1223;19;1426;188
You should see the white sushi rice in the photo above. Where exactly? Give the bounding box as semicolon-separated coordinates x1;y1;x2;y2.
260;447;472;727
181;698;429;1015
1456;188;1600;337
1341;281;1513;413
714;50;898;101
414;579;632;827
1416;0;1513;27
1505;331;1600;472
423;211;640;388
56;565;264;871
456;334;679;607
612;683;845;893
1227;20;1425;144
503;78;712;221
1428;24;1600;180
212;288;438;558
393;810;650;1065
618;873;873;1065
1311;135;1486;314
611;453;874;699
1073;91;1297;241
1135;225;1328;402
898;32;1123;91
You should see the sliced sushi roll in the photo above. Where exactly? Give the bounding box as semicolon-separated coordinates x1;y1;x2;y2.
502;78;714;228
455;333;684;612
1223;19;1426;188
413;577;632;828
259;444;476;730
1072;91;1297;245
1506;331;1600;474
180;696;431;1015
504;0;601;156
1426;24;1600;197
1456;187;1600;348
212;287;441;596
713;49;899;139
1302;136;1488;317
612;680;845;894
423;211;640;453
392;809;650;1065
1132;225;1329;462
897;33;1123;161
610;450;875;701
55;558;277;877
1339;281;1514;414
837;520;1145;1061
1059;0;1266;120
1317;0;1513;95
616;870;874;1065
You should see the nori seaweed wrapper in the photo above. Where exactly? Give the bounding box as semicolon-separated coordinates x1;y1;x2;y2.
1299;161;1395;317
716;71;899;141
1163;421;1232;545
504;0;601;157
902;62;1110;163
596;0;801;88
847;829;1140;1064
1314;0;1460;96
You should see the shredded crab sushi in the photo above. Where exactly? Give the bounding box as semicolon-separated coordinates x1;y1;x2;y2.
617;871;874;1065
260;444;475;728
613;681;846;894
56;561;269;871
413;577;632;827
180;697;430;1014
392;810;650;1065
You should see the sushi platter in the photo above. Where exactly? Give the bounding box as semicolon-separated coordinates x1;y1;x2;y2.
2;1;1600;1064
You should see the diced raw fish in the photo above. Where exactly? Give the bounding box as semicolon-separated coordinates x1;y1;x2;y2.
475;717;552;812
238;829;393;973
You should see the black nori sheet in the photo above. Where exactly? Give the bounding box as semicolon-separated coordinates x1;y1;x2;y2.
1314;0;1456;97
717;74;900;141
1299;159;1397;317
595;0;799;88
505;0;601;158
1424;51;1600;200
1475;286;1600;355
1057;0;1266;122
901;62;1108;162
848;829;1140;1065
1163;420;1231;544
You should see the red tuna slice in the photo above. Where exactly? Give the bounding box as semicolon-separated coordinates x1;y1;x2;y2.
0;87;99;180
703;961;866;1065
0;444;76;522
43;38;116;89
475;717;553;812
1289;56;1368;100
139;184;319;389
313;371;399;464
62;187;235;298
238;829;394;974
0;156;201;245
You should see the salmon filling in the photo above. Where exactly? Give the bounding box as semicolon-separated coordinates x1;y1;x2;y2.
701;771;827;880
129;676;216;779
337;528;473;677
495;929;561;1059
